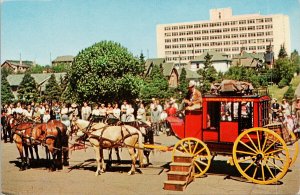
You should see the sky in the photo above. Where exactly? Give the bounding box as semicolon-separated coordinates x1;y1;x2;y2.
1;0;300;65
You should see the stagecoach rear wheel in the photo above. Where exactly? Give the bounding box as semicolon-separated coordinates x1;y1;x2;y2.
287;131;299;166
232;127;290;185
172;137;212;178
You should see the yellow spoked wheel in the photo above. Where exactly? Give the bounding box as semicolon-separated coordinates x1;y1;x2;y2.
172;137;211;178
232;128;290;185
287;131;299;166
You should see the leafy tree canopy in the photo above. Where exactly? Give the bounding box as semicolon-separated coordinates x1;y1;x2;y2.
44;74;62;102
67;40;144;103
27;64;45;73
1;74;14;104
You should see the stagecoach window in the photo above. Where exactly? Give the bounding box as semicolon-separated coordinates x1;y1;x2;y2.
220;102;236;121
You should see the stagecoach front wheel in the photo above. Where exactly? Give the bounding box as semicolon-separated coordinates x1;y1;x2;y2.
232;128;290;185
172;137;212;178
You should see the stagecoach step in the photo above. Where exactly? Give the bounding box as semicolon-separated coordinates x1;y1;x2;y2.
169;162;193;172
167;171;191;181
163;180;187;191
173;154;193;163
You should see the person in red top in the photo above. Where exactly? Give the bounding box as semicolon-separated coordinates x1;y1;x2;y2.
184;80;202;110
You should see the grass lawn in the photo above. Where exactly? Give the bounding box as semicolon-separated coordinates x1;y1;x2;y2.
268;75;300;102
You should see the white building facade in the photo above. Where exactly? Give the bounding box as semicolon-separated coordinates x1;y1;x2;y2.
156;8;290;64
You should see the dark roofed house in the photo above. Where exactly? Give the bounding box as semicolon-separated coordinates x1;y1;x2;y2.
7;73;67;100
231;51;264;69
190;50;232;73
1;60;34;73
52;55;74;66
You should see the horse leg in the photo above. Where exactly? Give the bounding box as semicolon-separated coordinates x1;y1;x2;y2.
127;147;136;175
16;142;26;171
115;148;121;165
93;145;101;176
34;145;40;161
23;145;30;169
100;148;106;173
107;148;112;168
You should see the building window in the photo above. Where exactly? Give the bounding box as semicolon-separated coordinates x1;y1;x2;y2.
224;41;231;45
179;25;186;29
179;31;186;36
171;26;178;30
232;40;239;45
248;26;255;30
256;18;264;23
266;38;273;42
249;46;256;50
247;19;255;24
165;51;172;55
172;32;178;36
165;45;171;49
239;20;247;25
248;33;256;37
256;32;264;36
223;28;230;32
223;21;230;26
248;39;256;44
195;36;201;41
203;42;209;47
165;39;171;43
172;38;179;42
165;32;171;36
194;24;201;28
231;27;239;31
202;36;209;40
224;48;231;52
187;37;194;41
202;23;209;28
240;33;247;38
231;34;238;38
223;35;231;39
187;31;193;35
231;21;237;25
187;43;194;48
180;44;186;48
179;38;186;42
266;31;273;36
240;40;247;44
172;44;179;48
194;30;201;34
258;45;265;50
232;47;239;51
164;26;171;30
239;26;247;31
187;25;193;29
195;43;201;47
265;24;273;29
256;25;264;30
265;18;273;22
257;39;265;43
202;30;209;34
180;50;186;54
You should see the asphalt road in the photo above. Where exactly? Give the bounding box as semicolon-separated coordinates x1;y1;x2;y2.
1;134;300;195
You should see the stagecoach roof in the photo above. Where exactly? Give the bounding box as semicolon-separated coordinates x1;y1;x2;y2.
203;94;271;102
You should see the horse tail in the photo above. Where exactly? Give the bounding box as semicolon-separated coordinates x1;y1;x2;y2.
55;127;63;169
137;130;144;167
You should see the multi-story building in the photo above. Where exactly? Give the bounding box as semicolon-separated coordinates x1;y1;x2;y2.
156;7;290;64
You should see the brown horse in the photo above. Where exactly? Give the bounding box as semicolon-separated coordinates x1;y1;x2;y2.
12;119;69;171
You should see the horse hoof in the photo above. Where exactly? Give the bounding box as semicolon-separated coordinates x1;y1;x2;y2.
127;171;135;175
95;171;101;176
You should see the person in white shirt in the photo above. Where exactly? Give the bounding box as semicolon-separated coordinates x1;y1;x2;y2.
106;103;114;118
81;102;92;120
121;100;129;122
99;104;107;122
39;104;46;123
15;102;23;115
60;103;69;118
126;104;135;122
23;105;33;119
43;110;51;123
7;103;15;115
113;103;121;120
91;104;101;122
69;103;79;120
137;103;146;122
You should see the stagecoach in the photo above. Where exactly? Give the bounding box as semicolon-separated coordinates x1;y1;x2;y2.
165;88;299;187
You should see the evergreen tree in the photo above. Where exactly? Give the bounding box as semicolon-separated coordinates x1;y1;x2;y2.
177;67;188;100
284;85;295;101
18;73;38;102
197;53;218;93
44;74;62;102
140;64;169;102
1;73;14;104
278;44;288;59
139;52;146;75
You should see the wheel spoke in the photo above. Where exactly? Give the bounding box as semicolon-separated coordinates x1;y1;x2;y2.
261;164;265;181
239;140;257;154
194;147;205;156
180;143;189;154
265;148;284;156
252;165;258;179
195;158;208;166
265;163;275;179
192;141;199;154
243;161;255;173
256;131;261;151
188;140;192;153
246;133;259;152
266;159;283;172
194;160;203;173
236;150;256;156
263;138;279;153
267;155;286;162
261;133;268;152
237;156;255;163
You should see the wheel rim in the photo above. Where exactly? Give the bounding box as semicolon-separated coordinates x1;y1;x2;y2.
172;137;211;178
233;128;290;185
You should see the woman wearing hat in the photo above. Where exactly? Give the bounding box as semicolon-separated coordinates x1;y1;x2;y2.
183;80;202;110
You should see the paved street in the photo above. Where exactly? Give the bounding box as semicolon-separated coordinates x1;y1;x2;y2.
1;134;300;195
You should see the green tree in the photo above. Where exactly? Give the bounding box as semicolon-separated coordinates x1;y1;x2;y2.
44;74;62;102
291;50;300;74
139;52;146;74
278;44;288;59
27;64;45;73
140;64;169;103
1;72;14;104
52;63;70;73
177;67;188;100
283;85;295;101
66;41;144;103
197;53;218;93
18;73;38;102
